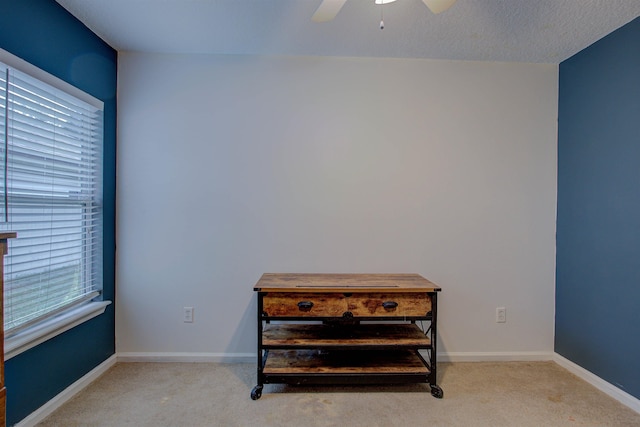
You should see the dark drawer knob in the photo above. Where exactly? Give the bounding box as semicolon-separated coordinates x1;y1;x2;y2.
297;301;314;311
382;301;398;310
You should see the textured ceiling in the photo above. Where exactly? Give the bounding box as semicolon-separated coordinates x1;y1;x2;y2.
55;0;640;63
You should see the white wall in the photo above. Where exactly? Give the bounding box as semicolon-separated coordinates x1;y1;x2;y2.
116;53;558;358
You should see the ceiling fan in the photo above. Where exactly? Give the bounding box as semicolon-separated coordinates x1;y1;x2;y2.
312;0;457;22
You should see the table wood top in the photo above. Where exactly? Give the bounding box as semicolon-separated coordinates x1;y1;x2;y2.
253;273;441;293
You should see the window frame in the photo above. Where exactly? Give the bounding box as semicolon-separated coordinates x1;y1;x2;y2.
0;48;111;360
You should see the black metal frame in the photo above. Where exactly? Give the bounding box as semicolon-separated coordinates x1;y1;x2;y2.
251;291;442;400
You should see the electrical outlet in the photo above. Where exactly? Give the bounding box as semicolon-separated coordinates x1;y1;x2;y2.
496;307;506;323
183;306;194;323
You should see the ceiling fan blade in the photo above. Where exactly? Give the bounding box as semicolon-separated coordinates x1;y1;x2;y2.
312;0;348;22
421;0;457;14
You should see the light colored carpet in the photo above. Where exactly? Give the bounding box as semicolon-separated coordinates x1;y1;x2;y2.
37;361;640;426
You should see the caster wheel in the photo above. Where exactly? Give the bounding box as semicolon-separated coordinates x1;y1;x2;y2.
251;385;263;400
430;385;444;399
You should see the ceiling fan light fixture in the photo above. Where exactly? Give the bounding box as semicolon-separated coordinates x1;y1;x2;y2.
421;0;457;14
312;0;456;22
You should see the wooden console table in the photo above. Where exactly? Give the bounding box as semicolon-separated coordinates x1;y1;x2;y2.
251;273;442;400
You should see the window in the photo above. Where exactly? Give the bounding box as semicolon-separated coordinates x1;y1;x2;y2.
0;52;107;354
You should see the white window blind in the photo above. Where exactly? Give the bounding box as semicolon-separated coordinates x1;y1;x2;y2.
0;60;104;338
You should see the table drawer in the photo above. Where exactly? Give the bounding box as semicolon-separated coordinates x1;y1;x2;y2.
346;293;431;317
262;292;431;318
263;293;348;317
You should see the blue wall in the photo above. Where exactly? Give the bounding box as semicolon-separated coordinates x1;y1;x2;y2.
556;17;640;399
0;0;117;424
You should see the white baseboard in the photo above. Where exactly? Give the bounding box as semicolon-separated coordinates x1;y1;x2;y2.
118;351;554;364
553;353;640;414
15;354;117;427
437;351;554;362
119;351;554;364
116;352;254;363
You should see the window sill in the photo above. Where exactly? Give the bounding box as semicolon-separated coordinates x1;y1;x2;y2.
4;301;112;360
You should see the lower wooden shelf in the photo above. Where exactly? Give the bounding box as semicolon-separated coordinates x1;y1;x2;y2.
263;350;430;375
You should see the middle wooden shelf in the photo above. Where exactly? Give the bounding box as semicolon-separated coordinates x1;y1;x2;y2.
262;323;431;350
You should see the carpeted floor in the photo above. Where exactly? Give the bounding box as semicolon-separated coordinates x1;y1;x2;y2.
36;361;640;426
